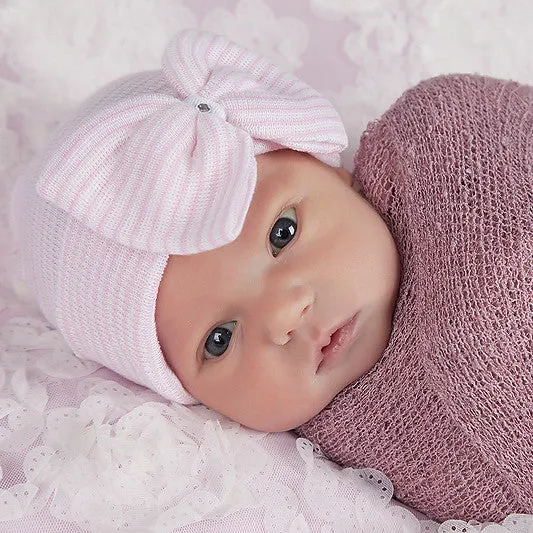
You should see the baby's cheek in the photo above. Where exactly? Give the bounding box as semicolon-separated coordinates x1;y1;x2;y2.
224;380;316;432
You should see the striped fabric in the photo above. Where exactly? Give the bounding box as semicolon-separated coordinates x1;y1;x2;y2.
13;30;348;403
36;30;347;255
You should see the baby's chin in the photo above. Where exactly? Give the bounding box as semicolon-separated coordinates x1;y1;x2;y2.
240;413;314;433
232;393;340;433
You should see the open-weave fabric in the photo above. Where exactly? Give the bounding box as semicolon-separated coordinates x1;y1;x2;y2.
297;74;533;522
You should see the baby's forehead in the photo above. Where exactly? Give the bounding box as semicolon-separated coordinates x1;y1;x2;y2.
257;148;321;167
255;149;330;186
252;150;317;205
255;149;352;193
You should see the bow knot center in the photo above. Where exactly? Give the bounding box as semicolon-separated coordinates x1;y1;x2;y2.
184;95;227;121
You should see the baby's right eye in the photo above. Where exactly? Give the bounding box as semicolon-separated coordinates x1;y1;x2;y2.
269;207;298;257
203;321;236;359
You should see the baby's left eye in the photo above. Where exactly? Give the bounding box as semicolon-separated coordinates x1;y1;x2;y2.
204;321;236;359
269;207;297;257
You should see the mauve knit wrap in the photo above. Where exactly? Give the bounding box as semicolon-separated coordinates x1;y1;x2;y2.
296;74;533;522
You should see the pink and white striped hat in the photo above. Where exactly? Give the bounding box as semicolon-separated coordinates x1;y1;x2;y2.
14;29;348;403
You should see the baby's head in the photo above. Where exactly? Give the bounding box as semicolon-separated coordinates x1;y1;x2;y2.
15;30;399;432
157;148;399;431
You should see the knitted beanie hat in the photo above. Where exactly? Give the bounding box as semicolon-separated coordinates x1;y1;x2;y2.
12;29;347;403
297;74;533;521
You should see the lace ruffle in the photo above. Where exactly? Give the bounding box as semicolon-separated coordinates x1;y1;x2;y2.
0;299;531;531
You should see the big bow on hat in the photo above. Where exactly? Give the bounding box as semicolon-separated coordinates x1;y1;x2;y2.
36;29;347;255
14;30;348;404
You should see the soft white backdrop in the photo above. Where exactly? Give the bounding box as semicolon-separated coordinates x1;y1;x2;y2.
1;1;533;532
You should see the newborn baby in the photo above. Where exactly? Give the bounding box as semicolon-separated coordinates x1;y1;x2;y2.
12;28;399;434
12;28;533;523
297;74;533;522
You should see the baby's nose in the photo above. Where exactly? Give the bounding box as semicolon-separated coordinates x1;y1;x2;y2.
263;282;314;346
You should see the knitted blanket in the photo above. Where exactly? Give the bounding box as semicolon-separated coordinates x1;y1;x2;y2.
297;74;533;522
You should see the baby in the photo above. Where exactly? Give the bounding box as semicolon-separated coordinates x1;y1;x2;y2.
12;29;533;522
12;28;399;433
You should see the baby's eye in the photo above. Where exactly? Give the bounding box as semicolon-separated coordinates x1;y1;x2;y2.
269;207;297;257
204;321;236;359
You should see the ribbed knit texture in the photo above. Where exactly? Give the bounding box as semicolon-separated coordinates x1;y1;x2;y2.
12;29;347;405
297;74;533;522
35;30;347;256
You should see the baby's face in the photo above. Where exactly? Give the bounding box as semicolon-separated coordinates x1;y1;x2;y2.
156;149;400;431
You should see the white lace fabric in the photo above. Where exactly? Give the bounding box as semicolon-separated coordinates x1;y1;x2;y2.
1;297;532;533
0;295;432;532
2;0;533;531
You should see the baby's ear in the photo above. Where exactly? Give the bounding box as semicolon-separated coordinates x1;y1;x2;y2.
351;177;363;193
334;166;361;191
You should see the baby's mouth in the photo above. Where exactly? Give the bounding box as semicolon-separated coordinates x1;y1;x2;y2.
318;313;359;371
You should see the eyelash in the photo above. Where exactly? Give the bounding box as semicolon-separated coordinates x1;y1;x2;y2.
202;206;299;361
268;206;298;257
203;321;237;360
